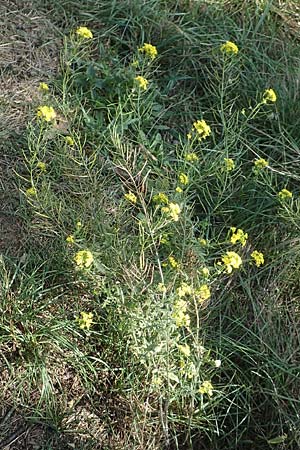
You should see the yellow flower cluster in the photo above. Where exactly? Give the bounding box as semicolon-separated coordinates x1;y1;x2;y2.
221;251;242;274
26;187;37;197
177;343;191;357
251;250;264;267
278;188;292;200
66;234;75;245
185;152;199;162
124;192;137;204
172;299;190;328
254;158;268;169
168;255;179;270
65;136;75;146
161;202;181;221
138;43;158;60
76;26;93;39
37;161;46;172
74;250;94;269
178;173;189;185
153;192;169;204
195;284;211;303
37;105;56;122
220;41;239;55
230;227;248;247
188;119;211;141
135;75;148;90
76;311;94;330
38;82;49;92
224;158;235;171
199;380;214;396
263;88;277;103
177;282;193;298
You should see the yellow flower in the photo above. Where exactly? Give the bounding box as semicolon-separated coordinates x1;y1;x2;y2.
220;41;239;55
198;238;207;247
26;187;37;197
76;221;83;230
221;251;242;274
185;152;199;162
251;250;264;267
201;267;210;277
138;43;158;60
76;26;93;39
37;161;46;172
152;192;169;204
178;173;189;185
157;283;167;293
135;76;148;90
195;284;211;303
176;282;193;298
65;136;75;146
168;255;179;270
230;227;248;247
162;203;181;221
192;119;211;141
263;88;277;103
66;235;75;245
74;250;94;269
38;82;49;92
76;311;94;330
172;299;190;328
224;158;235;171
178;344;191;357
124;192;137;204
254;158;268;169
278;188;292;200
175;186;183;193
37;105;56;122
199;380;214;397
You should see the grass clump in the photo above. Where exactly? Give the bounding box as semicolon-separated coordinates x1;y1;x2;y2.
1;0;300;448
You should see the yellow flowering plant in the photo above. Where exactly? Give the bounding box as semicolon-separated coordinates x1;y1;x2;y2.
37;105;56;122
278;189;293;200
251;250;264;267
220;251;242;274
220;41;239;55
135;76;149;90
76;311;94;330
76;26;93;39
138;43;158;60
263;88;277;103
74;250;94;269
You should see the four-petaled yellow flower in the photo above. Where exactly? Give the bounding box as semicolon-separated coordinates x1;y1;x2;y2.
254;158;268;169
185;152;199;162
175;186;183;193
278;188;293;200
220;41;239;55
76;311;94;330
76;26;93;39
38;82;49;92
135;76;148;90
251;250;264;267
221;251;242;274
37;105;56;122
224;158;235;171
178;173;189;185
153;192;169;204
263;89;277;103
230;227;248;247
199;380;214;397
195;284;211;303
124;192;137;204
192;119;211;141
138;43;158;60
74;249;94;269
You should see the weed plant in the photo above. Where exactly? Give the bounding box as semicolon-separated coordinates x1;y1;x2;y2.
1;0;300;449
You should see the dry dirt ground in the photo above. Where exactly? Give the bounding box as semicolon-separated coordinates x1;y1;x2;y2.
0;0;60;258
